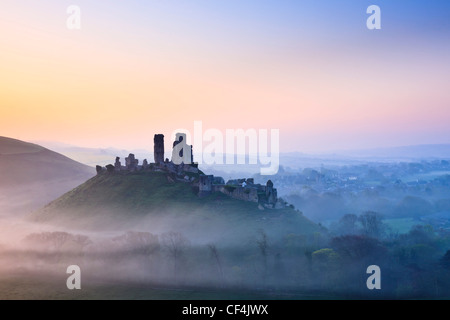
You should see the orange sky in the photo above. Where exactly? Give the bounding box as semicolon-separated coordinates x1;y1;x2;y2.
1;1;450;152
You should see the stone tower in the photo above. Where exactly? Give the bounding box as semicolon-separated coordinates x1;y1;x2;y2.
125;153;138;171
265;180;277;205
154;134;165;164
114;157;121;171
199;175;214;197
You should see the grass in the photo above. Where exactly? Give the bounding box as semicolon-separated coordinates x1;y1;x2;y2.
384;217;423;234
30;170;320;240
0;271;339;300
0;136;43;155
403;171;450;183
35;171;196;217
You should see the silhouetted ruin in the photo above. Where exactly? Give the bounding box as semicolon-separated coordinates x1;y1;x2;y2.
96;132;281;208
153;134;165;164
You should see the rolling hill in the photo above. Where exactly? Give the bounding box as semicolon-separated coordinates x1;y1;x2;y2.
31;170;321;243
0;137;95;215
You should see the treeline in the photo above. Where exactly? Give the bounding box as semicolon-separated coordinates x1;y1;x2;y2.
11;222;450;298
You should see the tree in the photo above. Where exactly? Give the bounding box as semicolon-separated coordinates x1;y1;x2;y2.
23;231;90;264
161;231;190;280
256;229;269;284
407;225;435;245
311;248;341;289
359;211;385;238
71;234;92;250
311;248;340;270
207;243;225;286
113;231;160;256
335;214;359;235
396;196;433;218
70;234;92;258
331;235;386;260
440;250;450;269
24;231;73;251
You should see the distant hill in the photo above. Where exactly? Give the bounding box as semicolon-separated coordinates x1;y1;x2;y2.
0;137;95;215
338;144;450;161
32;140;155;168
31;171;320;243
33;140;450;177
276;144;450;171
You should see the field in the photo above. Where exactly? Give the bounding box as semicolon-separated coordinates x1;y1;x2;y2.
384;218;424;234
0;271;337;300
403;171;450;183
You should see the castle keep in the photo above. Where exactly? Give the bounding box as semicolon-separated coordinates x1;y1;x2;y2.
96;133;281;208
153;134;165;164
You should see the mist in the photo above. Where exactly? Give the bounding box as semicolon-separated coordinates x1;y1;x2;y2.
1;203;450;299
2;138;450;299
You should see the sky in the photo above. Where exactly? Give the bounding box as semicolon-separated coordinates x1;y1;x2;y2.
0;0;449;153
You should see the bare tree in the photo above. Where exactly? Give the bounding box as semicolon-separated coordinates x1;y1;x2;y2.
207;243;225;286
359;211;385;238
256;229;269;284
23;231;88;264
337;213;359;235
160;231;190;280
72;234;92;250
23;231;72;251
113;231;160;256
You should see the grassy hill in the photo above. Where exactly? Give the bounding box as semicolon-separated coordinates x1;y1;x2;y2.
0;137;95;215
0;136;94;186
32;170;321;243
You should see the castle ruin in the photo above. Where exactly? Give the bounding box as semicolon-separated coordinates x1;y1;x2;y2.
154;134;165;164
96;133;281;208
198;175;279;208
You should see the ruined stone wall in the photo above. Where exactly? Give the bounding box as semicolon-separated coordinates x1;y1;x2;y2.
221;186;259;203
198;174;213;197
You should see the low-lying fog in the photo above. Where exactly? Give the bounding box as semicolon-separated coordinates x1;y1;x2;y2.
0;211;320;294
1;206;450;300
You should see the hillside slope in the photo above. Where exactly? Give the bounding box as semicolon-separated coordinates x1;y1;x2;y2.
0;137;95;215
32;171;321;243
